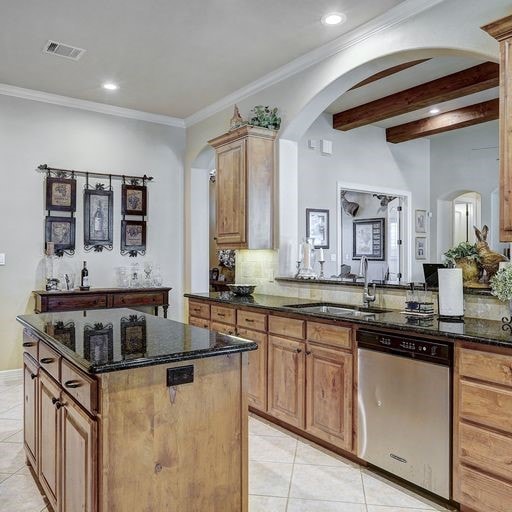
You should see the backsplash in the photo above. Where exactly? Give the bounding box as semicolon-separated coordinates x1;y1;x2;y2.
235;249;510;322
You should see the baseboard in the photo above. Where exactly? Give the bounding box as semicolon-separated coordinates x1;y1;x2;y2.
0;368;23;378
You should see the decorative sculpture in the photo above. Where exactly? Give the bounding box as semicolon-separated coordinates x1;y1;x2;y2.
474;225;508;280
340;190;360;217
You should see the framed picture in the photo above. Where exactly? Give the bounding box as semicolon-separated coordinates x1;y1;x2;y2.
306;208;329;249
122;184;147;216
121;315;147;360
45;321;76;351
415;209;427;233
84;323;114;365
84;188;113;251
45;216;76;254
352;218;385;260
45;177;76;212
121;220;146;256
415;237;427;260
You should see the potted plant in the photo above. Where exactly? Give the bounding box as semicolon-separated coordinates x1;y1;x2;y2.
490;266;512;313
248;106;281;130
443;242;481;286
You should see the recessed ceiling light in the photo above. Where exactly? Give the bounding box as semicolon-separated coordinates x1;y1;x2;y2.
102;82;118;91
321;12;346;26
429;108;440;114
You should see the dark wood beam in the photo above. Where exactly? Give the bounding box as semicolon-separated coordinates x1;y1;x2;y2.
333;62;499;131
386;98;499;143
348;59;431;90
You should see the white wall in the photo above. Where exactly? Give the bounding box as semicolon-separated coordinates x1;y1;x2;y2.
430;121;501;259
298;113;430;280
0;95;185;371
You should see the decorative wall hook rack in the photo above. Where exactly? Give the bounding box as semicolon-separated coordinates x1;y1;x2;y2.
37;164;154;183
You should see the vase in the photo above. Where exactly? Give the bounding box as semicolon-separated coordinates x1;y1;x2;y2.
455;258;481;287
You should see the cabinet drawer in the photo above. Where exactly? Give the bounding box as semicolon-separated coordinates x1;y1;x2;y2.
39;342;61;382
460;347;512;388
459;465;512;512
307;321;352;350
460;380;512;434
268;315;304;339
189;300;210;320
210;321;236;336
22;329;39;361
237;309;267;332
189;316;210;330
113;292;163;307
211;305;236;325
459;422;512;482
47;294;107;311
61;359;97;414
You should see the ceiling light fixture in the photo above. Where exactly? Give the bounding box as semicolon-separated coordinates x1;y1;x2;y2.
102;82;119;91
429;108;440;114
321;12;346;26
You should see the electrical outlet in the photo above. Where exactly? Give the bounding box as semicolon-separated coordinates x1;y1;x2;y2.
0;253;5;265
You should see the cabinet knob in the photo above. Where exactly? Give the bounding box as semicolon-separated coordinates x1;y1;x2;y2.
40;357;54;364
64;380;82;389
30;373;37;380
51;397;59;405
23;342;35;347
305;350;312;355
296;348;302;353
55;401;63;410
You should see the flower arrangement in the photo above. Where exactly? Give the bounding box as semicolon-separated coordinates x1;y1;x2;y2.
443;242;481;266
249;106;281;130
490;266;512;302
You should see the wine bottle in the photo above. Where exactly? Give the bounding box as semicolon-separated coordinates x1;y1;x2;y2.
80;261;90;291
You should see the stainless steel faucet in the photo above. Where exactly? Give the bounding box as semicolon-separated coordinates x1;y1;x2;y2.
359;255;376;307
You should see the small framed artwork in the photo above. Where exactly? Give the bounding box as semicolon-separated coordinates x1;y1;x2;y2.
46;321;76;351
45;177;76;212
353;218;385;261
122;184;147;216
84;188;114;251
121;220;147;256
84;323;114;365
121;315;147;360
415;209;427;233
45;216;76;255
306;208;329;249
415;237;427;260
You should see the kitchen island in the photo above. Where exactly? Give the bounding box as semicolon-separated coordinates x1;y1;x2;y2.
17;308;257;512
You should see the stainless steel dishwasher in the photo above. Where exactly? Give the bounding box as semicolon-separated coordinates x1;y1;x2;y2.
357;329;453;499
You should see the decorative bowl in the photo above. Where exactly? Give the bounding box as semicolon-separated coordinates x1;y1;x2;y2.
227;284;257;296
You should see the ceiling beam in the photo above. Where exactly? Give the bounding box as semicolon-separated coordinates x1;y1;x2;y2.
385;98;499;143
348;59;431;90
333;62;499;131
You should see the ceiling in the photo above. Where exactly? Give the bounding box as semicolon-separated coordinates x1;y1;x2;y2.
325;56;499;132
0;0;407;119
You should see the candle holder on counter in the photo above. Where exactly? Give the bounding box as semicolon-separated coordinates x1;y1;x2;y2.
318;260;325;279
297;238;317;279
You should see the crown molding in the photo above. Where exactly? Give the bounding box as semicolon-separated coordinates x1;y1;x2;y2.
184;0;446;127
0;83;185;128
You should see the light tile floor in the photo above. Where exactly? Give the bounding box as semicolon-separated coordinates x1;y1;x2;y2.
0;369;454;512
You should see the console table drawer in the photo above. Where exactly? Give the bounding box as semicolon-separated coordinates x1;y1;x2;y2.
23;329;39;361
237;310;267;332
460;347;512;388
189;301;211;320
47;294;107;311
61;359;97;414
211;305;236;325
113;292;163;307
39;342;61;382
189;316;210;330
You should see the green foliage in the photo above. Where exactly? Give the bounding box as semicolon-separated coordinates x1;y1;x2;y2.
491;266;512;301
443;242;481;266
249;105;281;130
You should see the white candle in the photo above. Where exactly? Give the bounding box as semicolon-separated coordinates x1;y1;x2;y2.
298;244;303;262
303;241;311;269
319;248;324;262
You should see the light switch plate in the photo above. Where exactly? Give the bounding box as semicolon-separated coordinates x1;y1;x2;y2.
321;139;333;155
308;139;318;149
0;253;5;265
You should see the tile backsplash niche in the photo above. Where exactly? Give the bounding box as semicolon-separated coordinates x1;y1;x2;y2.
235;250;510;322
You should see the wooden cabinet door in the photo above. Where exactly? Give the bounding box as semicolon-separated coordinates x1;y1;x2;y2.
23;354;38;471
238;327;267;411
61;393;97;512
216;140;246;246
267;335;305;428
39;371;61;512
305;343;353;451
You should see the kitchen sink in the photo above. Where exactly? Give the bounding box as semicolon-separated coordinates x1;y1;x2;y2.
284;303;391;318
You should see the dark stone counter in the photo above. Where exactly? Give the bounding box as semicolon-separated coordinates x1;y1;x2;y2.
17;308;257;374
185;292;512;349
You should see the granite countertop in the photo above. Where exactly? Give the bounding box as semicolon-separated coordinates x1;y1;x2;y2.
17;308;257;374
185;292;512;349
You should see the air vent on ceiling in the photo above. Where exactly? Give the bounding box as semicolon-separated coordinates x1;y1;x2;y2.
43;40;86;61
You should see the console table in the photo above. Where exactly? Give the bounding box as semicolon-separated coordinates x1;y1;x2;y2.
33;287;172;317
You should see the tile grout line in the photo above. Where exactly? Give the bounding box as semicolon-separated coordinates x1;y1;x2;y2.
284;436;299;512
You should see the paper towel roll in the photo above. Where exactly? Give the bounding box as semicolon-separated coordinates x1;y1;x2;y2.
438;268;464;317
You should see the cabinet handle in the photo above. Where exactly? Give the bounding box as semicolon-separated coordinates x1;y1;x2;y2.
245;319;254;323
40;357;54;364
218;313;226;317
305;350;311;355
30;373;37;380
64;380;82;389
23;342;35;347
296;348;302;353
55;401;63;410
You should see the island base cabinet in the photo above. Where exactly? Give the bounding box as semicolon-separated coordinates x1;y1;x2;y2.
61;395;97;512
305;343;353;452
23;354;38;472
267;335;305;428
97;354;248;512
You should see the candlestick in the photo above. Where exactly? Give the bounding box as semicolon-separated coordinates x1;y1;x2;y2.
294;261;301;278
319;261;325;279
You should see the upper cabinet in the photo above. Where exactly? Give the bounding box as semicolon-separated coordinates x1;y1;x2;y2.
209;125;277;249
482;16;512;242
